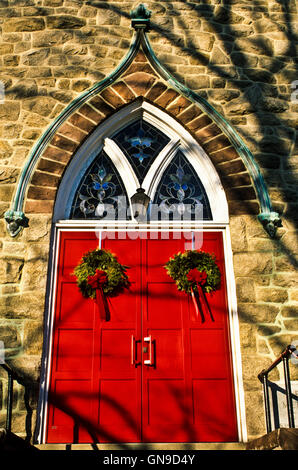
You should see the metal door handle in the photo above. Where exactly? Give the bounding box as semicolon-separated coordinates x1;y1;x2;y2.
144;335;153;365
131;335;137;366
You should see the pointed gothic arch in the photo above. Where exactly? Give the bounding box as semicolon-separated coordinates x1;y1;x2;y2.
4;5;281;238
53;100;227;224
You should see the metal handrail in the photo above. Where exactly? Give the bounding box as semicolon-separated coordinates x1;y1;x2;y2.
0;363;24;433
258;345;296;433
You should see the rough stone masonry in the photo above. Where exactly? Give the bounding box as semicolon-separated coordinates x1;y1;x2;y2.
0;0;297;442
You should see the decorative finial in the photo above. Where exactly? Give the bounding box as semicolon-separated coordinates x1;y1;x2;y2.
4;210;28;237
258;211;282;238
130;3;151;31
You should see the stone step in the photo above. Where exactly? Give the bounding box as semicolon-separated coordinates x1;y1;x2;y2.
0;428;38;451
35;442;246;451
246;428;298;450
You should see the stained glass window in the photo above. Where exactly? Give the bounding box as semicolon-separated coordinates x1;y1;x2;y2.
112;119;170;184
152;150;212;220
70;150;130;220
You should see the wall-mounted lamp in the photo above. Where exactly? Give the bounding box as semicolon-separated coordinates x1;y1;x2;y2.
130;188;150;222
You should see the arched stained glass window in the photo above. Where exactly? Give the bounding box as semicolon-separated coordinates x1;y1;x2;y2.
70;150;130;220
112;119;170;184
152;150;212;220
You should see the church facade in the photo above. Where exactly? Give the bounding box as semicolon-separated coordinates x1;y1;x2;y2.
0;1;297;447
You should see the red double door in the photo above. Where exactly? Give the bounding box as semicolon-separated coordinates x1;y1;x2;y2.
46;231;238;443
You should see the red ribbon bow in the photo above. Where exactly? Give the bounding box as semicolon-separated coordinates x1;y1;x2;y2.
87;269;108;289
186;268;213;323
87;269;109;321
186;269;207;286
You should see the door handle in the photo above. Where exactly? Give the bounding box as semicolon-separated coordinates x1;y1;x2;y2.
144;335;154;366
131;335;138;367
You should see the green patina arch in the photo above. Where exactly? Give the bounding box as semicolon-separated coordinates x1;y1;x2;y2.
4;4;281;238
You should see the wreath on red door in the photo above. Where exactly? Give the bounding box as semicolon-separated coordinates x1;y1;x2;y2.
164;250;221;322
74;248;130;298
73;249;130;320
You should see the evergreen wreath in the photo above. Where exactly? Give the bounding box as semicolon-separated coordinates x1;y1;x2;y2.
164;250;221;294
73;248;130;299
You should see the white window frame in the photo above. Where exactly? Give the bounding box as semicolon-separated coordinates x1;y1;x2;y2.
53;100;229;225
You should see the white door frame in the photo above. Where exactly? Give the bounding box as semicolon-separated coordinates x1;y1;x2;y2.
35;100;247;444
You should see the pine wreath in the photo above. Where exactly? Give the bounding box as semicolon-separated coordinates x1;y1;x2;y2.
164;250;221;294
73;248;130;299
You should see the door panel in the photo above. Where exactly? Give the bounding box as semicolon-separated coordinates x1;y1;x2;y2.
46;230;238;443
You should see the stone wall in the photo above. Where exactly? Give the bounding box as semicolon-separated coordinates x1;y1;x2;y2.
0;0;297;442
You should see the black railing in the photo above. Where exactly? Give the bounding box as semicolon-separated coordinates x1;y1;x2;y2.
0;363;23;433
258;345;296;433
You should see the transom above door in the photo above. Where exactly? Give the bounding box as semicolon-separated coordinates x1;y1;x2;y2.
46;230;238;443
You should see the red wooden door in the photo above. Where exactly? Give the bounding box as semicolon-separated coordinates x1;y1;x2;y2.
46;231;238;443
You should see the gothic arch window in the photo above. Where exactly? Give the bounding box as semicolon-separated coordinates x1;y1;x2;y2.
152;150;212;221
55;100;228;224
112;118;171;184
70;149;130;220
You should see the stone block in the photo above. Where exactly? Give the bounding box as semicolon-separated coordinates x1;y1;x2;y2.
0;323;21;349
0;102;20;122
46;16;86;30
275;255;298;273
124;72;157;97
30;170;59;188
3;18;45;32
25;199;54;215
23;321;43;355
155;88;180;109
281;306;298;318
0;141;13;160
22;49;50;66
20;215;51;243
50;134;78;153
111;81;137;104
21;244;49;291
239;323;257;352
185;33;215;52
269;335;295;357
257;324;282;336
33;30;73;47
0;292;45;319
230;216;248;252
210;46;231;65
100;88;126;109
233;253;273;276
37;158;66;176
238;303;279;324
244;389;267;437
0;257;24;284
283;318;298;331
22;96;57;117
256;287;288;303
41;146;72;165
236;277;256;302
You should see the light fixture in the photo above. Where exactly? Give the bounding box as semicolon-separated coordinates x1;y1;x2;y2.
130;188;150;222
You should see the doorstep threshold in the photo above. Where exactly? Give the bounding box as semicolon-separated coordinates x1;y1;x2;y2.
36;442;246;451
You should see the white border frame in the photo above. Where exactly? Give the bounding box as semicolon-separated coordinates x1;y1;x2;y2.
36;224;247;445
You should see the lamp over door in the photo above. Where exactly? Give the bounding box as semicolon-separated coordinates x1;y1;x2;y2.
130;188;150;222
